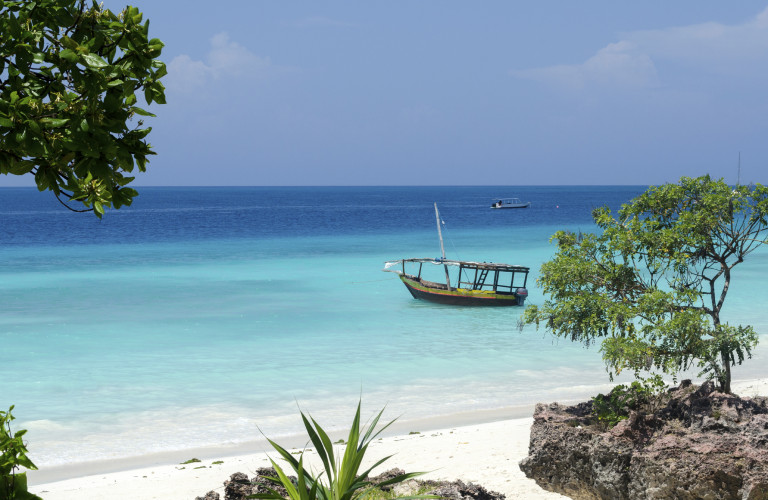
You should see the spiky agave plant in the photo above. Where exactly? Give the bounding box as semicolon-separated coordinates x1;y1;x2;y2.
250;401;433;500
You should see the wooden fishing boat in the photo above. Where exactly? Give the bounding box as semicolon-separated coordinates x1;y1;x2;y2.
383;258;530;306
383;204;530;306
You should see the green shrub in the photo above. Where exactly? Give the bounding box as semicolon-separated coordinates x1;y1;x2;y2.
591;376;669;429
591;387;633;429
1;406;41;500
250;401;434;500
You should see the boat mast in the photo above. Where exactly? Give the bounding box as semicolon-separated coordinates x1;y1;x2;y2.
434;203;452;290
737;151;741;186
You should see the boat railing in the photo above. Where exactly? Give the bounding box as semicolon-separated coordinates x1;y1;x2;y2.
384;258;529;293
457;266;528;293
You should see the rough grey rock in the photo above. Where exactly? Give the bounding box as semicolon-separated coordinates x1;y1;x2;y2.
247;467;290;498
371;469;505;500
520;381;768;500
196;467;505;500
426;479;506;500
224;472;255;500
194;491;220;500
195;469;289;500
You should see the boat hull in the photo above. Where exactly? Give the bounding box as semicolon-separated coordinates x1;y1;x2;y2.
400;275;526;307
491;203;530;209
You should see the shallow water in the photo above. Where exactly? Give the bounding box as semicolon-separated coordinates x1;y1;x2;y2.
1;186;766;466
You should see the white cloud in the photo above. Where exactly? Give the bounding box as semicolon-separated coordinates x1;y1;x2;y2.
516;41;659;90
167;55;212;91
166;33;272;93
628;9;768;67
513;6;768;91
207;33;271;77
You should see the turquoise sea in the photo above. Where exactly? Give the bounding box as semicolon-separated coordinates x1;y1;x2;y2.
2;186;767;468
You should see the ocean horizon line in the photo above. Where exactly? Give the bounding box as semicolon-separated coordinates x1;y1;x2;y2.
2;183;662;189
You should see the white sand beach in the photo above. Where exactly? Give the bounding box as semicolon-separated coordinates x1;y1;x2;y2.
27;378;768;500
28;417;564;500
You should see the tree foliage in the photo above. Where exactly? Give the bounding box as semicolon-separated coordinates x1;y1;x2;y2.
1;406;41;500
0;0;166;217
523;175;768;393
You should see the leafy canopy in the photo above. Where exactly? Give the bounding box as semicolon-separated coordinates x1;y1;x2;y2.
523;175;768;393
0;0;166;217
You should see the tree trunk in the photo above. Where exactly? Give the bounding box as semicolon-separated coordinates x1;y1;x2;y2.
713;315;731;394
720;349;731;393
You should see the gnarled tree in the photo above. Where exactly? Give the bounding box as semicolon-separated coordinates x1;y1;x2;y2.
0;0;166;217
523;175;768;393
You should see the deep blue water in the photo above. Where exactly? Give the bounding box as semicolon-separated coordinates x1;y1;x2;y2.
1;186;766;467
1;185;637;245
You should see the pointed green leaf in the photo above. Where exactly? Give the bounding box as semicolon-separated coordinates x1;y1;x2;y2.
60;36;78;50
302;412;333;479
40;118;69;128
82;53;108;69
131;107;155;117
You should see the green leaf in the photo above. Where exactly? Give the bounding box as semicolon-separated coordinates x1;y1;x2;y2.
55;8;75;27
7;473;43;500
82;53;108;69
7;160;36;175
60;36;78;50
152;61;168;79
131;107;155;117
59;48;79;62
134;154;147;172
26;120;41;134
151;84;167;105
40;118;70;128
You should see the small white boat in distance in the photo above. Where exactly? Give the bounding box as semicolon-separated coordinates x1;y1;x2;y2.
491;198;530;209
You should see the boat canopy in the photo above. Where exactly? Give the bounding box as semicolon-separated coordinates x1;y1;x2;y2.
384;258;529;273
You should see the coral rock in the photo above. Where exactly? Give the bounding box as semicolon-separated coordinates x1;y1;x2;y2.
520;381;768;500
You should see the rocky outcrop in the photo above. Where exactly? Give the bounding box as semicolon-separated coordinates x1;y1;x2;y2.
195;468;288;500
194;492;220;500
380;469;504;500
520;381;768;500
196;468;505;500
425;479;505;500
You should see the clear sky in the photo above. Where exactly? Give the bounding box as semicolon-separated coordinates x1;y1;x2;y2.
5;1;768;186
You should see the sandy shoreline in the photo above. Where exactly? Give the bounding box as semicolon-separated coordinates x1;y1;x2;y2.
28;418;566;500
27;378;768;500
